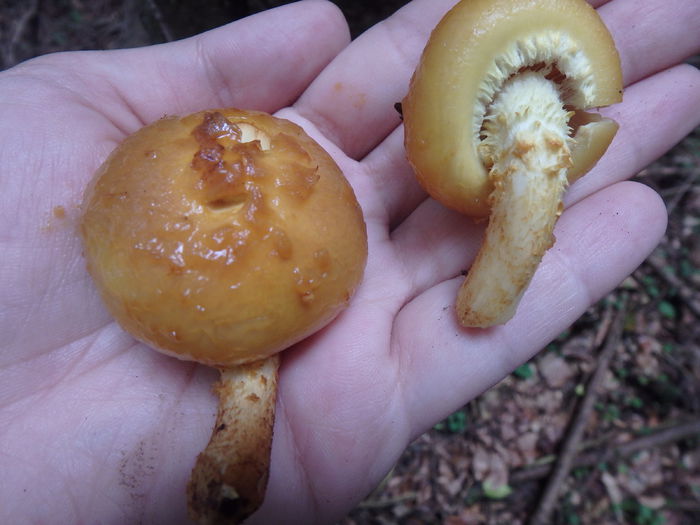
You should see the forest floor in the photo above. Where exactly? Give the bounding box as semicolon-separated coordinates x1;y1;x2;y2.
2;1;698;524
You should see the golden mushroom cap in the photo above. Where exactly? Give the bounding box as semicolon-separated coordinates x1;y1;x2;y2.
81;109;367;366
403;0;623;217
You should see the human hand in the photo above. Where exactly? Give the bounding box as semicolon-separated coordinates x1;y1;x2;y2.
1;0;698;523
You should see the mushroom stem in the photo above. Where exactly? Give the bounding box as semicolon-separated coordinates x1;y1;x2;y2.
457;71;573;327
187;355;280;524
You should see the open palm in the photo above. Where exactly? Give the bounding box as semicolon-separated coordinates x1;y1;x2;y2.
1;0;699;523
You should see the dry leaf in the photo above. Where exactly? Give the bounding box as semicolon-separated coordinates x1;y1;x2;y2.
472;445;491;481
601;471;624;522
638;494;666;509
539;353;576;388
515;432;538;465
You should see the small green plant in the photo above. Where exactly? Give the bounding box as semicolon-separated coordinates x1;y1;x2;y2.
658;301;677;319
572;466;590;479
70;9;83;23
556;329;572;341
679;258;697;278
564;512;581;525
560;493;582;525
638;426;654;436
595;402;621;423
614;497;665;525
434;409;468;433
641;275;660;298
513;362;534;380
615;366;630;380
625;395;644;409
482;479;512;499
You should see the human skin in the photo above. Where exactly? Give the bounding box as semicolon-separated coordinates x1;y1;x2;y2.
0;0;699;523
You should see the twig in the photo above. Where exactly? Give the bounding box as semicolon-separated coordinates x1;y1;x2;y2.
359;492;418;509
145;0;174;42
593;304;615;348
528;297;627;525
664;169;700;216
512;418;700;484
615;419;700;457
665;499;700;512
2;0;38;69
646;253;700;319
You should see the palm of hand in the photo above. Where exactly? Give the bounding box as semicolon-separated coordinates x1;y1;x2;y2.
1;1;699;523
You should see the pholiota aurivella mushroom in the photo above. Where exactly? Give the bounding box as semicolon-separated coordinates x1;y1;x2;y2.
80;109;367;523
403;0;623;327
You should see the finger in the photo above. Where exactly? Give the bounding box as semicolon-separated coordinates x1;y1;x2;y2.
359;126;427;229
293;0;454;159
38;0;349;128
392;198;482;298
600;0;700;85
394;181;667;435
391;63;700;293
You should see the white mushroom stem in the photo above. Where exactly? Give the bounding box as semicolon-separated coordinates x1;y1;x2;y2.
187;355;280;524
457;71;573;327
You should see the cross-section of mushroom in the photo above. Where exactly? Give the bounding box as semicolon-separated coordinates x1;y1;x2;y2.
80;109;367;523
402;0;623;327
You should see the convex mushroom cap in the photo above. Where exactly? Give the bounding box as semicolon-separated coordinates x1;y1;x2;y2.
403;0;622;217
81;109;368;365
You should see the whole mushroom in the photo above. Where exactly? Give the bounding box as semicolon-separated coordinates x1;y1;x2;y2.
403;0;623;327
80;109;368;523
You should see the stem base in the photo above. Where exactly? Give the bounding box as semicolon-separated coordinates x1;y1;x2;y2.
187;355;280;524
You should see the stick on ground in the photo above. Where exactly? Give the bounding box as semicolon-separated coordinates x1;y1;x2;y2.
528;297;627;525
512;418;700;484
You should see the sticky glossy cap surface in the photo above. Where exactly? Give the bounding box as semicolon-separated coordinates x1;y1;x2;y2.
81;109;367;366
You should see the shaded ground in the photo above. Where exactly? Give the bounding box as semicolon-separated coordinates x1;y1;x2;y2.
3;1;698;524
0;0;408;67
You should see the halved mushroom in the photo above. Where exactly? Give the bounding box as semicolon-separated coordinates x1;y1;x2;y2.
81;109;367;523
402;0;623;327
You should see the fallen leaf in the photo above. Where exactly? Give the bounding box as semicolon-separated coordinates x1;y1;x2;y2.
638;494;666;509
472;446;491;481
538;353;575;388
601;471;624;522
515;432;538;465
483;453;509;490
482;479;513;499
